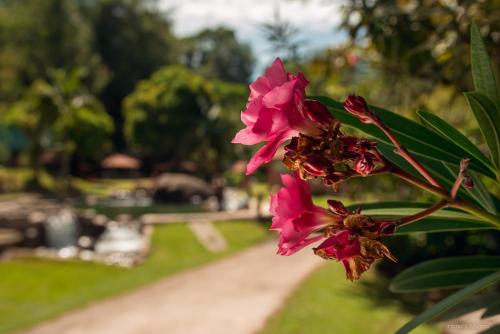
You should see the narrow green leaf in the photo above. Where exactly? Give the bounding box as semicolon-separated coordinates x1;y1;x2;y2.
394;219;493;234
482;299;500;318
417;110;494;173
471;22;499;104
315;96;495;178
377;142;497;214
348;202;494;234
439;292;500;321
395;270;500;334
390;256;500;293
464;92;500;169
417;111;497;212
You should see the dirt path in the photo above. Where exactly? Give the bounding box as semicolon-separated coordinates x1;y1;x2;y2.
23;240;323;334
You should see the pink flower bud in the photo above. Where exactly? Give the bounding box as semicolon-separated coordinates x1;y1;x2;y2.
463;175;474;189
302;156;330;177
378;222;396;236
303;99;332;126
327;199;350;217
343;95;374;123
354;154;374;176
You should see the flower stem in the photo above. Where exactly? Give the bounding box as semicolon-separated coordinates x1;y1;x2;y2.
450;158;470;199
374;118;443;189
390;166;500;228
395;200;448;227
391;167;449;198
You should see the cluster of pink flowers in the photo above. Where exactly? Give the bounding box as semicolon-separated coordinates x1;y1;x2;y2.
232;58;332;175
269;173;396;280
232;58;397;280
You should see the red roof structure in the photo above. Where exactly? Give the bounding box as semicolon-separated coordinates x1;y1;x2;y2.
101;154;141;170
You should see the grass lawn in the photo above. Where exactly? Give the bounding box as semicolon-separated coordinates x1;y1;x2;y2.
0;220;268;334
260;263;440;334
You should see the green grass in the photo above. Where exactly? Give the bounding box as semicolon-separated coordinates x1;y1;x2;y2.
0;220;268;334
72;178;152;197
0;166;150;195
260;263;440;334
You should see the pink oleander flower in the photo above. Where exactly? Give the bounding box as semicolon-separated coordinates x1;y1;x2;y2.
232;58;333;175
314;208;398;281
269;173;341;255
269;173;397;280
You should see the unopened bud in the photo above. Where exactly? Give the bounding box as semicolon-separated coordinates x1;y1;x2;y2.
327;199;350;217
303;157;328;177
303;99;332;125
378;222;396;236
343;95;374;123
354;154;374;176
463;175;474;189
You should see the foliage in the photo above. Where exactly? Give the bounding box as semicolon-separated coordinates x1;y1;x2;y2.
0;0;99;102
124;65;247;175
1;67;113;184
181;27;254;83
90;0;178;147
341;0;500;92
317;23;500;332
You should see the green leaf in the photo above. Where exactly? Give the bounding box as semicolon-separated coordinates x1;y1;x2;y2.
417;111;497;212
377;142;498;214
464;92;500;169
470;22;499;104
417;110;494;173
390;256;500;293
315;96;495;178
438;292;500;321
394;219;494;234
348;202;494;234
395;270;500;334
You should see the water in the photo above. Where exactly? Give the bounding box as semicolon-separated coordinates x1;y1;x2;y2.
45;209;78;249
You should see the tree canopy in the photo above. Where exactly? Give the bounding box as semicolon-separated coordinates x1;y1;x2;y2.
124;65;247;175
181;27;254;83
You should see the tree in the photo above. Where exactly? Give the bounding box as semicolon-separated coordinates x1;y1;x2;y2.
261;9;303;64
2;68;113;186
91;0;177;148
123;65;247;176
341;0;500;91
181;27;254;83
0;0;100;102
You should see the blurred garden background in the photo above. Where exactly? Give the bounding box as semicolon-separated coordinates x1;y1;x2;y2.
0;0;499;333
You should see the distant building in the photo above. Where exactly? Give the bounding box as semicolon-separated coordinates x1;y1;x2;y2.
101;154;141;178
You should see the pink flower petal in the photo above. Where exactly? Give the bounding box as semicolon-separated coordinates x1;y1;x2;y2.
263;58;288;87
245;130;296;175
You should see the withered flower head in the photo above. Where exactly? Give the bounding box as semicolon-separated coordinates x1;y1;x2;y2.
283;120;383;189
269;173;397;281
313;207;397;281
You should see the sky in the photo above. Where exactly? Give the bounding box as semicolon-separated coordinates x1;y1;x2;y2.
159;0;347;76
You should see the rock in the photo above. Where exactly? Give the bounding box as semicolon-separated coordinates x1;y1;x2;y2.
153;173;214;203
